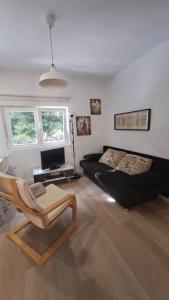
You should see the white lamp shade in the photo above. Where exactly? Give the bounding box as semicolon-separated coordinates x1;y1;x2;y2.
39;65;68;88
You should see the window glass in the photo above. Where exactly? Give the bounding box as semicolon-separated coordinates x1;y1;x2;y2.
41;111;64;143
9;111;37;145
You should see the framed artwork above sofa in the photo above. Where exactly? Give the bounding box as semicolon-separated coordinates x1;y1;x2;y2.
114;109;151;131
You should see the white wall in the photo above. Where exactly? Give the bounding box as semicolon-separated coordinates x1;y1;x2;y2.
0;70;108;179
105;39;169;159
2;37;169;180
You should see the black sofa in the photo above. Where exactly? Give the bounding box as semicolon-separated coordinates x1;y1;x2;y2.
80;146;169;208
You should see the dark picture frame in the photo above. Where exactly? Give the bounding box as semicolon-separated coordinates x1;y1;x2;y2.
114;109;151;131
76;116;91;136
90;99;101;115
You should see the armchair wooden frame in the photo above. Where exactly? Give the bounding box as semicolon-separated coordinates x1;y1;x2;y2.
0;176;77;265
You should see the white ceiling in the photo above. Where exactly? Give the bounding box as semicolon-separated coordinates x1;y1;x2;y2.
1;0;169;78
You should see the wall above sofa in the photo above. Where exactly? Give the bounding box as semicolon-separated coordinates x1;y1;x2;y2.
105;39;169;160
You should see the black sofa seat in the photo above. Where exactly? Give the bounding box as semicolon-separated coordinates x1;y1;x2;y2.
80;160;113;184
95;170;169;208
80;146;169;208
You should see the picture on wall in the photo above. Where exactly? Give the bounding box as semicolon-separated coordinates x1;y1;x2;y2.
114;109;151;131
76;116;91;136
90;99;101;115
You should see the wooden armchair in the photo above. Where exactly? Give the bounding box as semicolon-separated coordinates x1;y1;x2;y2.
0;174;77;265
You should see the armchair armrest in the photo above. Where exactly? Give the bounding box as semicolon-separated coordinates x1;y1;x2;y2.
83;153;103;162
41;193;75;216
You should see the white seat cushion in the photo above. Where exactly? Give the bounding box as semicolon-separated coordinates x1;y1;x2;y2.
36;184;71;222
26;184;72;228
47;200;71;222
35;184;70;209
26;200;71;228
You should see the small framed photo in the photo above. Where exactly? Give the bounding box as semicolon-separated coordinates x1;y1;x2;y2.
90;99;101;115
76;116;91;136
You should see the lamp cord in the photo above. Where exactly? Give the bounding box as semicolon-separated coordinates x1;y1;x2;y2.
49;25;54;66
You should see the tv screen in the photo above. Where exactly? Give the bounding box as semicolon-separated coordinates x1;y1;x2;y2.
41;148;65;170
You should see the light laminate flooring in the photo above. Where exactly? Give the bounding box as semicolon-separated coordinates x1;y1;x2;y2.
0;176;169;300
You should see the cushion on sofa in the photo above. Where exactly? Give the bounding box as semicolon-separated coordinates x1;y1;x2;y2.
83;153;103;161
99;148;115;165
99;148;126;168
116;154;152;175
125;171;168;189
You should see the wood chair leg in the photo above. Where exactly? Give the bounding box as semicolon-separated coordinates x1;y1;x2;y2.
71;195;77;224
7;201;77;265
7;220;42;265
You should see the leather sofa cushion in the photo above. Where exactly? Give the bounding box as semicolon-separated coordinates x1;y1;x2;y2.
83;153;103;161
126;171;169;190
80;160;113;174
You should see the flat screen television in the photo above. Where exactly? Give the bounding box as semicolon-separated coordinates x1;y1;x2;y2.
41;147;65;170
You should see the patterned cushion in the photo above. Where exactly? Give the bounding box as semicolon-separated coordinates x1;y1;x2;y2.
116;154;152;175
99;148;126;168
99;149;115;165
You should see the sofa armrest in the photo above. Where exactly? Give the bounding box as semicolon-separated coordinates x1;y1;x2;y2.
83;153;103;162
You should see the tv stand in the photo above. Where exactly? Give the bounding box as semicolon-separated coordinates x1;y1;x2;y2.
49;164;61;170
33;164;74;184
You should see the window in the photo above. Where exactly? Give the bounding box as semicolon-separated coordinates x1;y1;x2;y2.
9;111;37;145
41;110;64;143
4;106;69;148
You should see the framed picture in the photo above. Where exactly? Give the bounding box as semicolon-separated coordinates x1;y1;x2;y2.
76;116;91;136
90;99;101;115
114;109;151;131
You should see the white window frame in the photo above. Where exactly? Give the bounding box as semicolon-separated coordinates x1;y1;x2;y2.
4;106;70;149
38;106;69;146
4;107;39;149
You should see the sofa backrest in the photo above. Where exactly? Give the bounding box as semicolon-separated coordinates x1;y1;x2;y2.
103;145;169;178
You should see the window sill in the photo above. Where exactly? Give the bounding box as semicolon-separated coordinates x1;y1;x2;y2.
8;141;71;151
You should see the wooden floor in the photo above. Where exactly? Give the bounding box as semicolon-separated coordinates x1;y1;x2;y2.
1;176;169;300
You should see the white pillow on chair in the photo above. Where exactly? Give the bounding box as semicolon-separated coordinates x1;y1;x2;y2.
16;180;42;212
0;153;9;173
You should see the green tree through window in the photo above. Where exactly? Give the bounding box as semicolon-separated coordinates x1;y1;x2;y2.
41;111;64;143
9;111;37;145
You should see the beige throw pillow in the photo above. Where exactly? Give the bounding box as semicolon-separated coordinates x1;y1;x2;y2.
116;154;152;175
16;180;42;211
99;149;115;165
99;148;126;168
29;182;46;198
0;172;19;194
0;172;43;211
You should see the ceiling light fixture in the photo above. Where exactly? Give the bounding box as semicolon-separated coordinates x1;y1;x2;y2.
39;14;68;88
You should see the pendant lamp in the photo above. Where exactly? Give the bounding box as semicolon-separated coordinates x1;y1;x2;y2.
39;15;68;88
